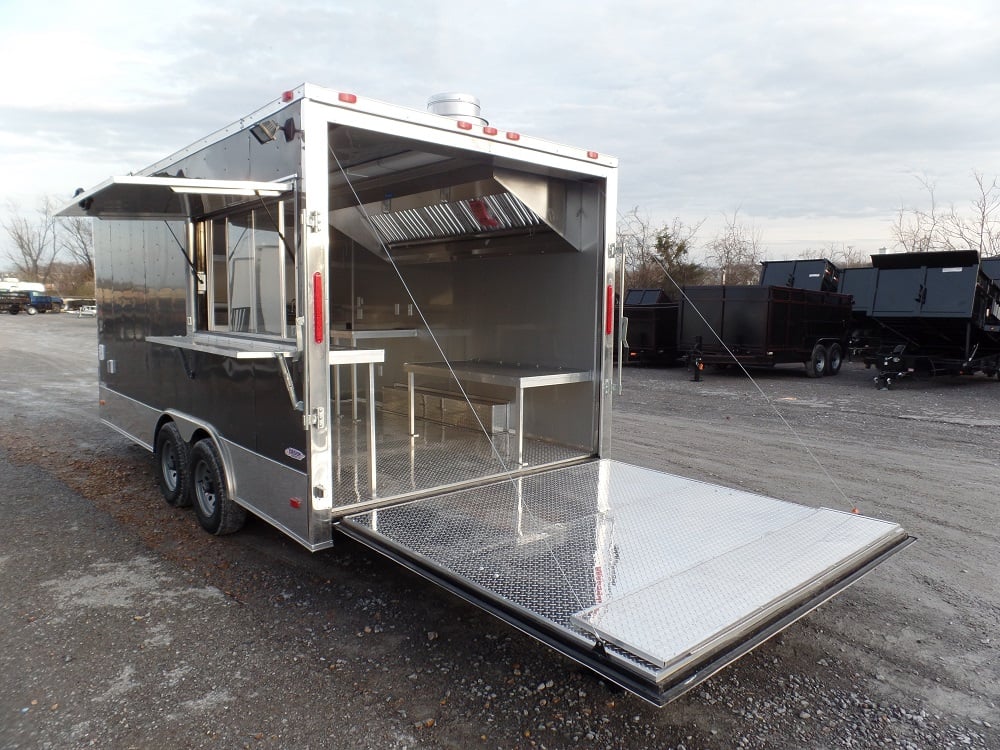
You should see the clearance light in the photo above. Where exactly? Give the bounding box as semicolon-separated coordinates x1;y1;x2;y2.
282;90;295;102
506;132;521;141
605;285;614;335
587;151;599;159
456;121;473;130
290;497;302;509
313;272;324;344
483;126;498;136
338;92;357;104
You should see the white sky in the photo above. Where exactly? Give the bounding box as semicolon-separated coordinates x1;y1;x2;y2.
1;0;998;262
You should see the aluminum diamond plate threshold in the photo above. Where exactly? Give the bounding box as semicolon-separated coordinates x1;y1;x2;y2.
339;459;910;703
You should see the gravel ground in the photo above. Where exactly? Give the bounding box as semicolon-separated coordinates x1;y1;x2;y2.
1;313;997;749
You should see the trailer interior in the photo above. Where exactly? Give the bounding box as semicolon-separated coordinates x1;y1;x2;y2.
60;84;911;705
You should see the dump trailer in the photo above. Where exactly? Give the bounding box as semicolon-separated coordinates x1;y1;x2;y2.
679;285;853;377
620;288;679;364
59;84;910;705
842;250;1000;388
758;257;842;292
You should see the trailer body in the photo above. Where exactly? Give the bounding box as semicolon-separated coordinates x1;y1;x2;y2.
844;251;1000;387
61;84;909;705
758;258;841;292
620;288;679;364
679;285;852;376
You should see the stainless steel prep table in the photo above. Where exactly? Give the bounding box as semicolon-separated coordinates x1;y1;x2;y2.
403;361;592;464
331;329;418;419
328;345;385;497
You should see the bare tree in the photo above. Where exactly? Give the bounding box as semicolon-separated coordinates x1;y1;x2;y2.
616;210;707;292
2;197;61;284
705;210;763;285
892;172;1000;255
617;207;664;289
947;172;1000;256
59;216;94;275
800;242;872;268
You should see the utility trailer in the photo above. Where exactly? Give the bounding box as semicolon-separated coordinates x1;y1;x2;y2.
842;250;1000;388
60;84;910;705
679;285;853;377
620;288;679;365
758;258;842;293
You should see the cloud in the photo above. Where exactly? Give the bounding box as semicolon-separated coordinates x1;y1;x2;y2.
1;0;999;258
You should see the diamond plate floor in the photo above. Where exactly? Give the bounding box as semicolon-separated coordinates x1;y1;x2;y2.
342;460;906;684
330;410;588;509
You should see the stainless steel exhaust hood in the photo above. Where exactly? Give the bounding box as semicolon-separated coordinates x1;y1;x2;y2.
329;165;586;264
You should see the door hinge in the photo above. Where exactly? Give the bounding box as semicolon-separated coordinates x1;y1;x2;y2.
307;210;322;233
304;406;326;430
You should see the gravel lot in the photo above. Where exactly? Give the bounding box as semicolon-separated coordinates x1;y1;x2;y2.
1;313;998;749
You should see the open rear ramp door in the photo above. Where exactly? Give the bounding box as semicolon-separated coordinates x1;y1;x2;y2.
338;459;910;705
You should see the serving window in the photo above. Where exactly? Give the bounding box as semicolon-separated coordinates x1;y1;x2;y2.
196;201;296;338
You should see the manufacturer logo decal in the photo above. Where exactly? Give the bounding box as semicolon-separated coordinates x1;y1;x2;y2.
284;447;305;461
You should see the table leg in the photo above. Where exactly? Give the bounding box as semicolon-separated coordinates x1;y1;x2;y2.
515;386;525;465
333;365;341;417
351;364;358;421
367;362;377;497
407;370;417;436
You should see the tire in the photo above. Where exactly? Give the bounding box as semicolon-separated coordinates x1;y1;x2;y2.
825;343;843;376
26;306;38;316
154;423;191;507
9;307;19;315
190;439;246;535
804;343;827;378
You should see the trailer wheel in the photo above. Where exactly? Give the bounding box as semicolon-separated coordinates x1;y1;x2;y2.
825;343;843;376
190;439;246;535
154;423;191;507
805;344;827;378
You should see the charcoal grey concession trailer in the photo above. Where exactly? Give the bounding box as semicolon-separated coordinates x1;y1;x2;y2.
60;84;910;705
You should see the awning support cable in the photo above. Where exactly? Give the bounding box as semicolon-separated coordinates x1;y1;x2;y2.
652;255;855;511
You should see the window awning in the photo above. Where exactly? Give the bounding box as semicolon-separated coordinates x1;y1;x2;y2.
57;176;292;219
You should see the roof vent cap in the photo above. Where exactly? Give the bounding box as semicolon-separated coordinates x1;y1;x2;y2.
427;92;487;126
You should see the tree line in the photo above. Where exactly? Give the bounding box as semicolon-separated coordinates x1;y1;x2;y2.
2;196;94;296
617;172;1000;294
6;173;999;299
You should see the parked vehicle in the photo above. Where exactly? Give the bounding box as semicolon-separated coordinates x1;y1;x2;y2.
620;288;680;364
842;250;1000;388
59;84;910;705
678;284;853;377
0;290;31;315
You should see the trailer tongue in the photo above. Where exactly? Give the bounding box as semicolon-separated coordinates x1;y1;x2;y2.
339;460;908;705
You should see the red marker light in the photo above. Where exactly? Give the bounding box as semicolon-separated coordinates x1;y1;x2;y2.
282;90;295;102
605;285;614;335
506;132;521;141
338;92;357;104
483;126;498;136
313;272;324;344
456;121;473;130
290;497;302;509
587;151;599;159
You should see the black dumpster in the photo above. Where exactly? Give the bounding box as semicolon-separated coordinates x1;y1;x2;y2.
759;258;841;292
678;285;852;377
621;289;679;365
849;251;1000;387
